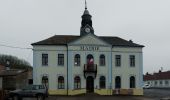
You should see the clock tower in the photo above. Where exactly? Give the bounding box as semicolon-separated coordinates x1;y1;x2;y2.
80;0;94;36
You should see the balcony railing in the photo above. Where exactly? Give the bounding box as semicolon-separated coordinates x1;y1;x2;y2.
84;64;97;72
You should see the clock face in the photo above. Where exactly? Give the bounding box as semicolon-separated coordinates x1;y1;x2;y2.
85;28;90;33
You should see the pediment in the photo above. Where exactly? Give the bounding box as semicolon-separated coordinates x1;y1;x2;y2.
68;34;111;46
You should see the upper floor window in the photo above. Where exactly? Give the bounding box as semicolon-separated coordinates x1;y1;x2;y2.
130;55;135;67
58;76;64;89
99;76;106;88
74;54;80;66
100;54;105;66
115;55;121;67
42;54;48;66
58;54;64;66
74;76;81;89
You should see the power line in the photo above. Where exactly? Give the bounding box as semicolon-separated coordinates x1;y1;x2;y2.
0;44;32;50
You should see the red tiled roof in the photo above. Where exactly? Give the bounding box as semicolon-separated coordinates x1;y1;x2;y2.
0;69;27;77
144;71;170;81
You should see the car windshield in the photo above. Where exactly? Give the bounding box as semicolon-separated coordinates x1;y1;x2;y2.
22;85;32;90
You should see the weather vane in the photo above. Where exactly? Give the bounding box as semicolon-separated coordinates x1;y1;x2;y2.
85;0;87;9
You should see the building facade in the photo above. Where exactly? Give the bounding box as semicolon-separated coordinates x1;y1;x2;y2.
32;5;144;95
144;71;170;88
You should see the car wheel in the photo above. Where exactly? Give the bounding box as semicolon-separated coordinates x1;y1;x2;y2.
13;95;22;100
37;94;44;100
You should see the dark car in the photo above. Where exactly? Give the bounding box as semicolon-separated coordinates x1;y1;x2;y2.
8;85;48;100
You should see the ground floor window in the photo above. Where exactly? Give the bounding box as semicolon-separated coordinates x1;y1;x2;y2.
99;76;106;88
115;76;121;88
130;76;135;88
42;75;49;88
74;76;81;89
58;76;64;89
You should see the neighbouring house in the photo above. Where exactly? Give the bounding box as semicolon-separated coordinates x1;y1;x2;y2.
144;70;170;88
31;2;144;96
0;65;33;90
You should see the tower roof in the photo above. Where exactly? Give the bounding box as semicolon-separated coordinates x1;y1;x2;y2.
83;9;90;15
83;0;90;15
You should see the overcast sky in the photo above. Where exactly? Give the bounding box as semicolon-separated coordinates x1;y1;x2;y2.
0;0;170;74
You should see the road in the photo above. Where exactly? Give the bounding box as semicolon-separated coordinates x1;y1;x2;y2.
22;89;170;100
144;88;170;99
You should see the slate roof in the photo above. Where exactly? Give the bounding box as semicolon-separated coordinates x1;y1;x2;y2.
31;35;144;47
144;71;170;81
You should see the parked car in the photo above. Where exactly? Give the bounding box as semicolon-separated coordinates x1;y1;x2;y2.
143;84;151;89
8;84;48;100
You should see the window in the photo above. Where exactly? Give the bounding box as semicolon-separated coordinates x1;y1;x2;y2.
100;54;105;66
42;75;48;88
42;54;48;66
99;76;106;88
160;81;162;85
115;76;121;88
130;55;135;67
74;76;81;89
74;54;80;66
147;82;150;84
58;54;64;66
155;81;157;85
115;55;121;67
165;80;169;85
130;76;135;88
58;76;64;89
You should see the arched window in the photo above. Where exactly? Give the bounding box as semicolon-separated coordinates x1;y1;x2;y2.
130;76;135;88
58;76;64;89
99;76;106;88
42;75;49;88
100;54;105;66
87;54;94;64
74;54;80;66
74;76;81;89
115;76;121;88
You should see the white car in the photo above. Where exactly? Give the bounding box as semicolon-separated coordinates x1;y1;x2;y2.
143;84;151;89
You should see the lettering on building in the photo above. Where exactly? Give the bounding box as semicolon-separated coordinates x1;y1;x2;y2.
80;46;99;51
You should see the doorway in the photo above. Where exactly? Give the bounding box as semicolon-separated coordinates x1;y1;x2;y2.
86;76;94;93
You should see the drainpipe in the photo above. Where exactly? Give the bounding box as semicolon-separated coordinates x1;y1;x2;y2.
67;45;68;95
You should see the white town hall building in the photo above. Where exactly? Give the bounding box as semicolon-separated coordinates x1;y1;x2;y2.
31;2;144;95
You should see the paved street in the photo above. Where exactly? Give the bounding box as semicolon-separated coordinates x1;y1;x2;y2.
22;89;170;100
144;88;170;99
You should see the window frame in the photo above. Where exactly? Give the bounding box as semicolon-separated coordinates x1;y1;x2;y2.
74;76;81;89
130;55;135;67
42;75;49;88
74;54;81;66
99;54;105;66
115;55;121;67
99;76;106;89
130;76;135;88
58;76;64;89
58;54;64;66
42;54;48;66
115;76;121;88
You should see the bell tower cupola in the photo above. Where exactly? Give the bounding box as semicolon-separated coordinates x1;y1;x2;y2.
80;0;94;36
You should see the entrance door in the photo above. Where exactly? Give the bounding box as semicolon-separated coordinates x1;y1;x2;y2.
86;76;94;93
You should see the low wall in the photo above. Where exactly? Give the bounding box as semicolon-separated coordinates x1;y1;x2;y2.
48;89;86;95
